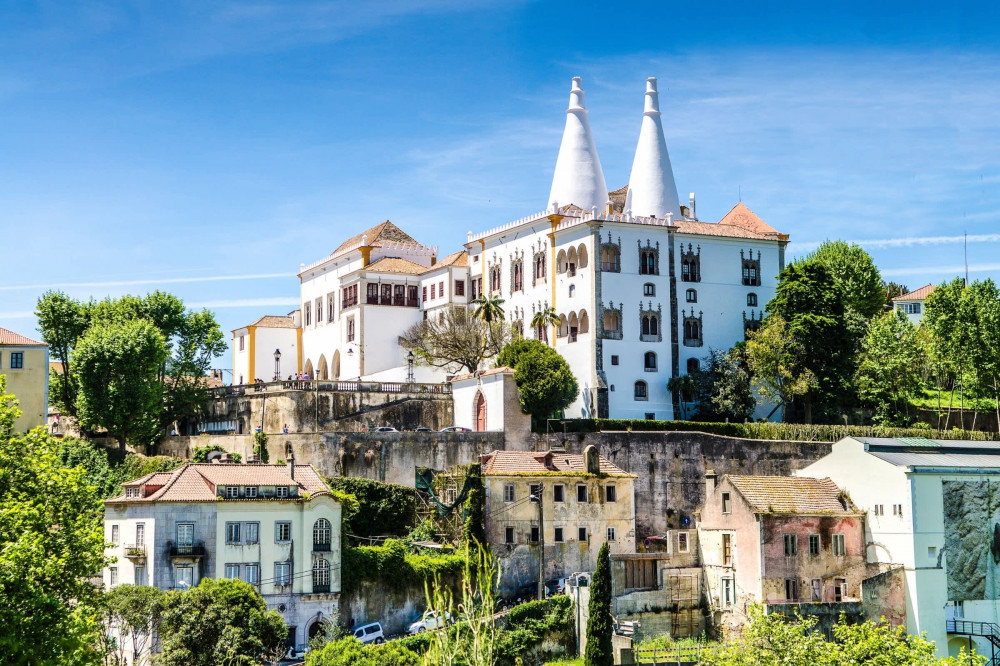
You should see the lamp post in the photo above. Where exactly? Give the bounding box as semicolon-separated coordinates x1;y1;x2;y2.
273;349;281;382
530;488;544;600
407;350;415;383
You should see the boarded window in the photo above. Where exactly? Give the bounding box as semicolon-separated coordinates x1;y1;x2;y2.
624;559;658;591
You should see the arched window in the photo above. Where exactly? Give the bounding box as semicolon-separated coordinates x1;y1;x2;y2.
681;244;701;282
747;293;758;307
569;284;576;298
634;381;648;400
639;249;656;275
601;244;620;272
313;518;332;551
641;314;659;337
312;557;331;592
644;283;655;297
577;244;589;269
687;358;700;374
686;289;697;303
556;249;567;274
644;352;657;371
603;304;622;340
511;259;523;292
741;249;761;286
533;251;546;284
683;312;703;347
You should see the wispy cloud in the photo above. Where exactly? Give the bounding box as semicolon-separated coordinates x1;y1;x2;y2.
0;311;35;320
793;233;1000;253
882;263;1000;277
0;272;294;292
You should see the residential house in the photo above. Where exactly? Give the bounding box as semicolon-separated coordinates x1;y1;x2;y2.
481;446;636;596
893;283;935;324
103;458;341;657
0;327;49;431
699;473;868;636
232;313;301;386
798;436;1000;660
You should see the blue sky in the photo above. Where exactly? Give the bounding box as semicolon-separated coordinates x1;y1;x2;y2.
2;1;999;372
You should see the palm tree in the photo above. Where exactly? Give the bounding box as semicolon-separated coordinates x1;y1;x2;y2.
472;295;505;323
530;306;560;343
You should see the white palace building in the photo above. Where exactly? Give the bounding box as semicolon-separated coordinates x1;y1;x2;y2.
233;76;788;423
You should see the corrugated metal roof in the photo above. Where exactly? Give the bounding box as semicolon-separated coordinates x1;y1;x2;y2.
856;437;1000;452
868;451;1000;469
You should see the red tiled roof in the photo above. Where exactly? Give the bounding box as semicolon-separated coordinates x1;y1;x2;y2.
726;475;858;515
364;256;428;275
422;250;469;273
335;220;421;254
717;202;779;235
0;327;46;346
106;463;329;503
450;366;514;382
481;450;632;477
893;283;936;302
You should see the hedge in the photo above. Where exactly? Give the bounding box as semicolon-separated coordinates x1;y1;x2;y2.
326;477;417;537
554;419;999;442
340;539;466;593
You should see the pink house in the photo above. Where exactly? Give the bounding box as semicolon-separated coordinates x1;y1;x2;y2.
699;472;868;635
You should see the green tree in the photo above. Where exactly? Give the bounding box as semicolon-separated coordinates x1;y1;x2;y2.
807;240;885;319
99;585;165;666
326;477;417;538
162;309;227;430
694;347;755;422
746;317;818;422
36;290;92;416
666;373;699;420
74;319;168;450
856;309;925;425
765;261;853;422
530;306;560;344
471;294;506;323
158;578;287;666
254;430;270;463
497;340;578;423
585;542;613;666
307;636;420;666
401;307;510;374
963;280;1000;429
462;463;486;545
883;281;910;310
0;376;108;665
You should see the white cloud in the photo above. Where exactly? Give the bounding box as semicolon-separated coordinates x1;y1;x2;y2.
0;272;294;292
187;297;299;309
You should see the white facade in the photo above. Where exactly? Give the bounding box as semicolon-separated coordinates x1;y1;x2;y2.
893;283;936;325
798;437;1000;660
232;314;300;385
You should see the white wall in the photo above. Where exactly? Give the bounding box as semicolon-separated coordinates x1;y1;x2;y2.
452;372;509;431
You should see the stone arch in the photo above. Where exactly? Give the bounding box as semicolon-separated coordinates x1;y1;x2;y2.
332;350;341;380
568;312;579;342
579;309;589;334
558;314;569;338
308;619;329;641
317;354;329;380
556;249;568;273
577;243;588;268
303;359;315;380
474;391;487;432
567;246;578;273
569;284;576;298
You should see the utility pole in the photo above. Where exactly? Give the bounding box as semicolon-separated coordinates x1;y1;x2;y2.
532;485;545;600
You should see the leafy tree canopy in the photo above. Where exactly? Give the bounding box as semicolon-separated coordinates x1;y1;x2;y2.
158;578;287;666
692;346;755;422
855;309;925;425
401;307;511;374
326;476;417;538
806;240;885;319
0;376;108;665
497;340;578;420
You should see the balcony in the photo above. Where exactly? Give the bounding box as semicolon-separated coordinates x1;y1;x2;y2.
313;584;331;594
167;541;206;560
123;544;146;559
313;542;332;553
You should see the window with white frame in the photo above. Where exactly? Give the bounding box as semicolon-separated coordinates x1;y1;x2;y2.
721;577;734;607
225;486;239;498
175;565;194;588
226;522;242;544
276;486;289;498
111;524;120;545
245;522;259;544
276;521;292;542
244;564;260;585
110;566;118;586
246;486;258;498
135;523;145;546
275;562;292;586
503;484;515;503
225;563;240;579
677;532;689;553
833;533;846;556
134;565;145;585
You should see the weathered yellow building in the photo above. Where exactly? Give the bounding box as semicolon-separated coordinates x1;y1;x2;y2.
481;446;636;596
0;327;49;432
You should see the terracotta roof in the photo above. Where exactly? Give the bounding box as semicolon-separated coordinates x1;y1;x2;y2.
0;327;46;346
365;256;428;275
725;475;858;515
893;283;936;302
106;463;329;503
717;202;779;235
481;450;633;477
232;315;296;333
335;220;420;254
450;366;514;382
422;250;469;273
608;185;629;213
674;219;780;241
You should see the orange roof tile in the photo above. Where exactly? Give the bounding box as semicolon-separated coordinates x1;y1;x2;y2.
450;366;514;382
365;256;428;275
726;475;858;515
0;327;46;346
422;250;469;273
335;220;421;254
481;450;632;477
717;202;779;235
893;283;936;302
107;463;329;503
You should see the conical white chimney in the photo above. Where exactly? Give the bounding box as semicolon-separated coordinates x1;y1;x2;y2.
548;77;608;212
625;78;681;219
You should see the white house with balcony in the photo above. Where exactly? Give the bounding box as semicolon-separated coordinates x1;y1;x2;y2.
103;458;341;659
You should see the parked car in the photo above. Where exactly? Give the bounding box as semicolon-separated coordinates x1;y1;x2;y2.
353;621;385;644
375;426;398;432
439;426;471;433
415;427;434;432
545;578;565;597
407;610;453;634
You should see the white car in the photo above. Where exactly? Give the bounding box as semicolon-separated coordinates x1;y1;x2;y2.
375;426;399;432
353;621;385;644
407;610;453;634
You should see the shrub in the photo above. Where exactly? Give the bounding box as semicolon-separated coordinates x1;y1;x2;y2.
326;477;417;537
340;539;465;593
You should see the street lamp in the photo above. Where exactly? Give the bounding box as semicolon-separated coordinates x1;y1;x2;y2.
407;350;415;383
273;349;282;381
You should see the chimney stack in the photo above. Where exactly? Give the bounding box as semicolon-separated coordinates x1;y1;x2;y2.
547;77;609;212
689;192;696;219
705;469;718;498
625;77;681;220
289;452;295;480
583;445;600;475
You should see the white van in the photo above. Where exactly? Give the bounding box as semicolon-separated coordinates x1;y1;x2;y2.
353;621;385;644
